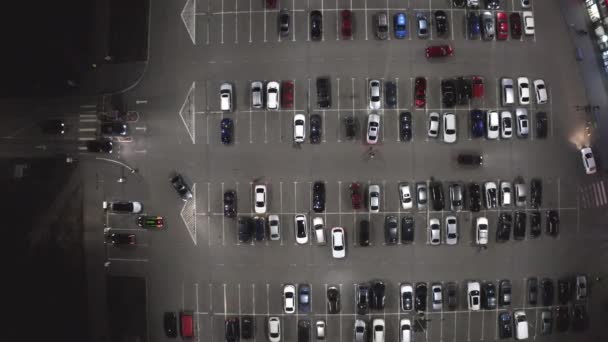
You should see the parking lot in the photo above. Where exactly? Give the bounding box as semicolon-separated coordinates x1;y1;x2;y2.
95;0;608;341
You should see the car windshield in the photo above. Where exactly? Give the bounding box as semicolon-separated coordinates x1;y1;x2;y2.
296;120;304;125
297;223;305;236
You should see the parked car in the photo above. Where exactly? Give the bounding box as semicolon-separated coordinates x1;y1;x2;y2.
399;112;412;141
496;213;512;242
468;12;481;38
534;79;548;104
476;217;489;245
315;320;326;340
241;316;254;339
251;81;264;108
432;283;443;310
445;216;458;245
513;310;529;340
425;45;454;58
394;13;407;38
531;178;542;209
528;277;538;305
446;282;458;310
312;181;325;212
384;81;397;108
372;319;385;342
354;319;368;342
298;284;311;312
498;312;513;339
369;184;380;212
442;112;457;143
316;77;331;108
434;10;448;35
481;11;495;40
467;282;481;310
541;278;554;306
510;12;522;39
417;182;428;210
298;320;311;342
357;284;370;315
428;112;440;138
429;218;441;245
499;279;512;306
500;181;512;207
523;11;535;35
555;306;569;332
294;214;308;244
400;216;415;242
415;282;427;312
441;79;456;107
482;282;497;309
266;81;280;110
225;317;239;342
485;0;499;9
278;8;290;37
430;181;445;211
310;10;323;40
375;12;389;40
449;183;464;212
541;310;552;335
515;180;527;207
400;283;414;311
416;13;429;38
268;214;280;240
546;210;559;236
103;200;143;213
472;76;484;98
501;111;513;139
513;211;526;240
282;80;294;109
517;77;530;105
220;83;233;112
107;233;136;246
293;113;306;143
331;227;346;258
164;312;178;338
399;182;413;209
484;181;498;209
367;113;380;144
350;182;363;209
415;77;426;108
223;190;237;218
487;110;500;139
268;317;281;342
558;278;572;305
238;217;253;243
254;216;266;241
369;80;382;109
310;114;322;144
359;220;370;246
313;217;325;245
471;109;485;138
371;280;386;310
496;11;508;40
400;319;412;342
385;216;398;245
576;274;588;300
530;211;541;237
341;10;353;39
220;118;233;144
254;184;267;214
283;284;296;313
327;286;341;313
469;183;482;212
501;78;515;106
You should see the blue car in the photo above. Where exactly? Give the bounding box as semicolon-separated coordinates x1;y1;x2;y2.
394;13;407;39
468;12;480;38
471;109;485;138
220;118;233;144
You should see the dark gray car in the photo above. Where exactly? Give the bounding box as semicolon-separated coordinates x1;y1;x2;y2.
278;9;290;37
385;215;398;245
541;310;552;335
449;183;464;212
481;11;495;40
375;12;389;40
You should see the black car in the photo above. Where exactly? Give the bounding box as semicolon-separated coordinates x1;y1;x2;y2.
312;181;326;212
499;279;511;306
528;277;538;305
108;233;136;245
496;213;512;242
310;11;323;41
555;306;570;332
453;0;466;7
254;216;266;241
536;112;548;138
327;286;341;314
384;216;398;245
469;183;482;212
310;114;322;144
238;217;253;243
225;317;240;342
498;312;513;339
42;119;66;135
278;9;290;36
455;77;472;105
298;320;311;342
434;10;448;35
385;81;397;108
471;109;486;138
316;77;331;108
531;178;542;209
345;115;356;139
241;316;254;339
446;282;457;310
399;112;412;141
401;216;414;243
298;284;311;313
482;282;497;309
557;278;571;304
164;312;178;338
457;154;483;167
415;282;427;312
546;210;559;236
170;174;193;200
571;304;589;332
101;122;128;136
540;278;554;306
221;118;233;144
441;80;456;108
485;0;500;10
359;220;370;246
370;280;386;310
357;284;370;315
86;139;113;153
530;211;541;237
430;181;445;211
224;190;237;218
513;211;526;240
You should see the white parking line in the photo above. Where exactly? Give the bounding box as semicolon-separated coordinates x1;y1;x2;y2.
280;181;284;246
292;0;296;42
234;0;238;44
221;0;224;44
249;0;252;43
467;310;471;341
222;182;225;246
364;0;368;40
264;4;267;43
337;77;341;142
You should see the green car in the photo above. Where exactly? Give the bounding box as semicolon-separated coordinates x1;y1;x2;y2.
137;216;164;229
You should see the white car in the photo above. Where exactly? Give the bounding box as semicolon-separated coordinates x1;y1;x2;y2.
400;283;414;311
254;185;267;214
476;217;489;245
487;111;500;139
220;83;233;112
428;112;440;138
500;181;512;207
313;217;326;245
533;79;547;104
523;11;534;35
500;111;513;139
372;318;385;342
432;283;443;310
521;0;531;9
367;113;381;144
400;318;412;342
516;108;529;138
294;214;308;244
369;184;380;212
442;112;457;143
445;216;458;245
268;317;281;342
268;214;280;240
331;227;346;259
293;114;305;143
251;81;264;109
283;284;296;313
266;81;280;110
467;281;481;311
517;77;530;105
514;310;529;340
102;201;143;213
501;78;515;106
429;218;441;245
399;183;413;209
316;320;326;340
581;147;597;175
369;79;382;109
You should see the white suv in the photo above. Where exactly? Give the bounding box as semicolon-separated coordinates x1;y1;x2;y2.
517;77;530;105
266;81;280;110
293;114;306;143
220;83;233;112
283;284;296;313
467;281;481;311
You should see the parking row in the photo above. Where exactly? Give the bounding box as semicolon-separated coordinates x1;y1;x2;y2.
192;0;538;45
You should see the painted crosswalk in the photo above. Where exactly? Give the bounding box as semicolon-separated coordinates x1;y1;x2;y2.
579;180;608;208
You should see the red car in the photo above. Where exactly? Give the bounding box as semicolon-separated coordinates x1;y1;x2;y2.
510;13;522;39
496;12;508;40
425;45;453;58
265;0;276;9
341;10;353;39
281;81;294;109
472;76;484;98
414;77;426;108
350;182;362;209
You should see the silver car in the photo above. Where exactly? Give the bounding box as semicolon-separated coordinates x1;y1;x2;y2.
354;319;367;342
445;216;458;245
375;12;389;40
369;184;381;213
432;283;443;310
416;13;429;38
449;183;463;212
429;218;441;245
481;11;495;40
369;80;382;109
516;108;529;138
417;182;428;210
251;81;264;109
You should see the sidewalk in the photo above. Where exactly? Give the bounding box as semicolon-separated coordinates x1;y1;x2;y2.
558;0;608;169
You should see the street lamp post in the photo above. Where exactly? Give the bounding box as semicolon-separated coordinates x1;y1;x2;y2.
95;157;138;183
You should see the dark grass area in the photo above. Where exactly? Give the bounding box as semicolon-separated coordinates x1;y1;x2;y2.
107;276;148;341
109;0;150;63
3;158;87;342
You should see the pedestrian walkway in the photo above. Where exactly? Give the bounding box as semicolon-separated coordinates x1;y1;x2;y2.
579;179;608;208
